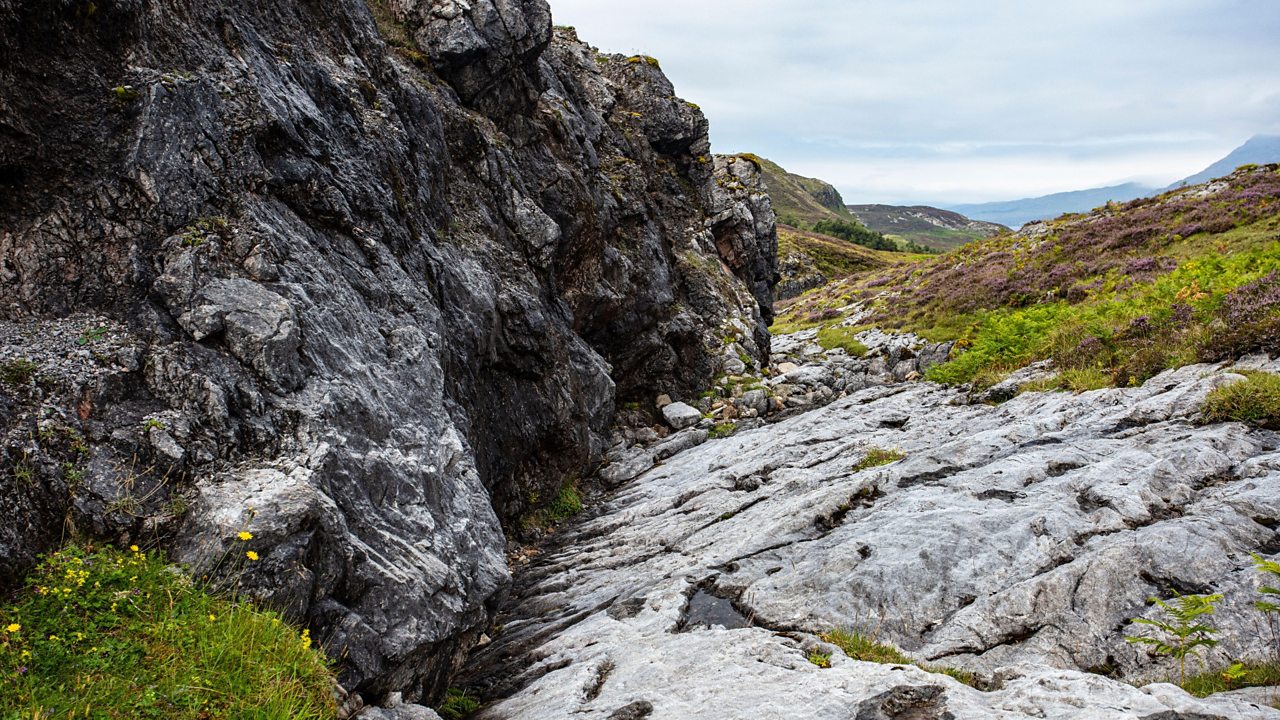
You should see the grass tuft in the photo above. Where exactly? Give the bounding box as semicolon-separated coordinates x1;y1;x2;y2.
437;687;482;719
820;628;911;665
821;627;984;689
0;545;334;719
816;326;869;357
1201;371;1280;428
1182;662;1280;698
852;447;906;472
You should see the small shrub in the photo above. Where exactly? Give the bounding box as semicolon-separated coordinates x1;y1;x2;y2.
75;326;108;346
0;545;334;718
0;359;38;386
807;651;832;668
1126;592;1223;687
437;688;481;720
816;326;868;357
852;447;905;472
708;422;738;439
546;482;583;523
1201;371;1280;428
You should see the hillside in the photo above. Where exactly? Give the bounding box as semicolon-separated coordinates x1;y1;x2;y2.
847;203;1006;250
778;164;1280;389
774;224;911;301
750;155;858;228
943;182;1151;228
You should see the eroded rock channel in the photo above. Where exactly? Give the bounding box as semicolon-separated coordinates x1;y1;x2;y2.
460;339;1280;719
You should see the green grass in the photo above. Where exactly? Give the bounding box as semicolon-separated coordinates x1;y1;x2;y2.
437;687;482;719
1019;368;1114;395
708;422;738;439
852;448;906;472
0;545;334;719
821;628;982;688
546;483;583;522
923;239;1280;388
821;628;912;665
816;326;868;357
1201;371;1280;428
1182;662;1280;698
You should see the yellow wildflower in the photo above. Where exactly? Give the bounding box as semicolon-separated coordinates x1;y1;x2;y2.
208;614;217;622
246;551;260;561
237;531;253;541
129;545;139;553
20;650;30;659
5;623;19;633
301;629;312;649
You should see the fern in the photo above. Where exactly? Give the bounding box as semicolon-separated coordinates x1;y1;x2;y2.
1126;592;1223;687
1255;553;1280;659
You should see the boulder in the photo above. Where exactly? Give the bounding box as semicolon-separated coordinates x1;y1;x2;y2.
661;402;702;430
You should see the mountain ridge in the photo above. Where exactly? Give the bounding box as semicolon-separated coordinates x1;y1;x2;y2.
942;133;1280;227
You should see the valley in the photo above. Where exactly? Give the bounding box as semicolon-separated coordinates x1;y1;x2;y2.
0;1;1278;719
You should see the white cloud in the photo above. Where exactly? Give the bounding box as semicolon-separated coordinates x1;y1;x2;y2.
549;0;1280;203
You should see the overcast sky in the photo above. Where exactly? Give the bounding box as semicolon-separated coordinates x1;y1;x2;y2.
550;0;1280;204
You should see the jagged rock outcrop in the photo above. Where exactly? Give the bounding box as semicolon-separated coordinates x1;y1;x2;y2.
0;0;775;704
462;350;1280;718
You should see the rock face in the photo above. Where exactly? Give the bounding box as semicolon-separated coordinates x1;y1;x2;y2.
462;351;1280;718
0;0;775;704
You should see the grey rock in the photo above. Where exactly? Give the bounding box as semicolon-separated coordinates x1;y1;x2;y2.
662;402;703;430
740;389;769;415
599;448;656;487
652;429;710;461
353;704;442;720
464;361;1280;719
784;365;833;388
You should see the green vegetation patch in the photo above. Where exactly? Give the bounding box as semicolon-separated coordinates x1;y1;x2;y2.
1018;368;1113;395
0;545;334;719
1201;371;1280;428
852;447;905;472
708;422;738;439
0;359;38;386
830;169;1280;389
820;628;980;687
816;326;868;357
437;688;482;719
1183;662;1280;698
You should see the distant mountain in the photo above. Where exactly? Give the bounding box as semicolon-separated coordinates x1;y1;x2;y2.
943;183;1153;229
747;154;860;228
846;204;1007;250
1167;134;1280;189
939;134;1280;228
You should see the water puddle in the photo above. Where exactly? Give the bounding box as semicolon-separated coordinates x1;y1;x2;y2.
678;588;750;631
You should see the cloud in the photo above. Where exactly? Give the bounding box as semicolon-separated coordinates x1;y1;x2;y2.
549;0;1280;203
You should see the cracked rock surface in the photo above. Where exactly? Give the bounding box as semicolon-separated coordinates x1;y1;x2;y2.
462;350;1280;719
